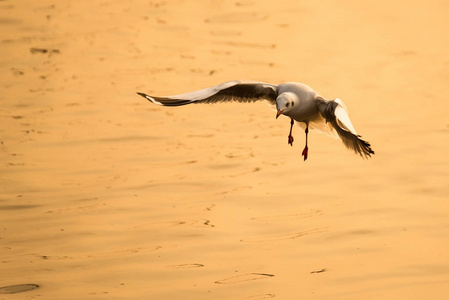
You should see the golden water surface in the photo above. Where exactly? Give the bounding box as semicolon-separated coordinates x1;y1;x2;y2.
1;1;449;299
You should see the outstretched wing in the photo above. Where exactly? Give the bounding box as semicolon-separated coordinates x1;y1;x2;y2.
137;80;278;106
316;97;374;158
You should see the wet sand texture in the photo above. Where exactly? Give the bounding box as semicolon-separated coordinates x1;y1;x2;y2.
1;0;449;299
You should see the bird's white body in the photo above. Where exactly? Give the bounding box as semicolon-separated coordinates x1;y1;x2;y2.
276;82;322;123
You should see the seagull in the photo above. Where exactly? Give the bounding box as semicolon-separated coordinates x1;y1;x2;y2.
137;80;374;160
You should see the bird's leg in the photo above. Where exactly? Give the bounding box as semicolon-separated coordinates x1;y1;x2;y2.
302;124;309;161
288;118;294;146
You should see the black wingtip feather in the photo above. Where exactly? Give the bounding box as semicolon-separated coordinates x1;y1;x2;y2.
342;133;375;159
136;92;192;106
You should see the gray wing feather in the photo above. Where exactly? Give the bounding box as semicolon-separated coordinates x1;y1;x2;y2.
137;81;278;106
316;97;375;158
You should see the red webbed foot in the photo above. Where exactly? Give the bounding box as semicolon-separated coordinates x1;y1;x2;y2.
302;146;308;161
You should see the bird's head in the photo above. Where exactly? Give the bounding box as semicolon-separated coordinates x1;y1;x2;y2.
276;92;297;119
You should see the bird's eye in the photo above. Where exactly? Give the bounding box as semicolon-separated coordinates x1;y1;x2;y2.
291;102;294;107
286;103;289;107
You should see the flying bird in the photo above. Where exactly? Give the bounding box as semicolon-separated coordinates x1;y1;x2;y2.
137;80;374;161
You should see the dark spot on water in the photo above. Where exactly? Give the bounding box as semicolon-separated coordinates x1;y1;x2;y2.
0;284;39;294
30;47;60;55
310;268;327;274
169;263;204;269
0;205;40;210
215;273;274;284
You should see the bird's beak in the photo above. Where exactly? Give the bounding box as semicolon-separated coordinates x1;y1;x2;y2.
276;109;283;119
